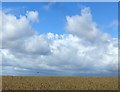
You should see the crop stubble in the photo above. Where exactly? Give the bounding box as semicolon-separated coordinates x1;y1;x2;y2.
2;76;118;90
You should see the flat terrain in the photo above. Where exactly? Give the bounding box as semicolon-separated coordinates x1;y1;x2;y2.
2;76;118;90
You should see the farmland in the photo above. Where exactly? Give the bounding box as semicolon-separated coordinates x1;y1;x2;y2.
2;76;118;90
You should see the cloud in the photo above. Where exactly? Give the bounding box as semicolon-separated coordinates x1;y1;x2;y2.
1;11;35;41
1;10;50;55
23;35;51;55
108;20;118;32
110;20;118;27
1;7;118;76
66;7;111;43
26;11;39;23
1;33;118;76
43;2;55;10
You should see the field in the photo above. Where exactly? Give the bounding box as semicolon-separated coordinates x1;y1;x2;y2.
2;76;118;90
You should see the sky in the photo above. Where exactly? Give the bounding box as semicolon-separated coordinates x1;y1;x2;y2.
1;2;118;76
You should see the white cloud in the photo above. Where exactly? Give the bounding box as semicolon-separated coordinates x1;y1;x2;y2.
26;11;39;23
66;7;111;43
23;35;51;55
1;10;50;55
1;11;35;41
1;7;118;76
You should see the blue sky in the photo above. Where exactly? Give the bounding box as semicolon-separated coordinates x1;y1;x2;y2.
1;2;118;76
3;2;118;37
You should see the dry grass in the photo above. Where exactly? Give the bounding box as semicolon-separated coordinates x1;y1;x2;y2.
0;76;2;91
2;76;118;90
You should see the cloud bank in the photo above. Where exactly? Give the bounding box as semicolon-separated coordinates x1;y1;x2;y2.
0;7;118;76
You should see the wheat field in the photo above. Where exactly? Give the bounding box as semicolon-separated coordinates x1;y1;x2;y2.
2;76;118;90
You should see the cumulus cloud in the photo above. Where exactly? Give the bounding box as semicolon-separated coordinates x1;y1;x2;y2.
1;11;35;41
66;7;111;43
23;35;51;55
1;7;118;76
26;11;39;23
1;11;50;55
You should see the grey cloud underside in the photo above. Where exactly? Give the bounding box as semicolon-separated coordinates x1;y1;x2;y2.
0;7;118;76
